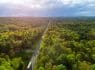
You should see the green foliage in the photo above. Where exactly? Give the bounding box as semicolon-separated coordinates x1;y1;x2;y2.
57;64;66;70
78;61;91;70
35;20;95;70
91;64;95;70
11;57;24;70
0;18;47;70
0;57;24;70
1;18;95;70
39;67;45;70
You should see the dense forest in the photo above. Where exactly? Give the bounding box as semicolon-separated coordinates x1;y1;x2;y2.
1;18;95;70
0;17;49;70
35;19;95;70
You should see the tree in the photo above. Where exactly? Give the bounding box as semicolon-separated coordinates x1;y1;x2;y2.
91;64;95;70
57;64;66;70
39;67;45;70
77;61;91;70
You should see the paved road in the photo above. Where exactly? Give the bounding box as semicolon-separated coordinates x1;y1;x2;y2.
27;21;51;70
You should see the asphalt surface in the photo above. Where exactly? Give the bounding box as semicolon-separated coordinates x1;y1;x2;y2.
27;21;50;70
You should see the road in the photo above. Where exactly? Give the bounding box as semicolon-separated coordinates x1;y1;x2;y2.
26;21;51;70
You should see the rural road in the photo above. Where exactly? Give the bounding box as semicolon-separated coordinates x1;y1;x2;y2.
27;21;51;70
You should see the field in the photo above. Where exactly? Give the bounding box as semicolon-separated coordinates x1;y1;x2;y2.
0;17;95;70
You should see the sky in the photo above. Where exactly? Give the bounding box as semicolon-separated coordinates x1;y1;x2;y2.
0;0;95;17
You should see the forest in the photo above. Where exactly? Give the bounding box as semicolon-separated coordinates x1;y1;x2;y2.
35;19;95;70
0;17;49;70
0;17;95;70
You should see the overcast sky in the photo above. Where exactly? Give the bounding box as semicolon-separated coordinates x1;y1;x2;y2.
0;0;95;17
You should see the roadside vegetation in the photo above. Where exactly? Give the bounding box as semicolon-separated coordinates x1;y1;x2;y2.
0;17;48;70
1;18;95;70
35;19;95;70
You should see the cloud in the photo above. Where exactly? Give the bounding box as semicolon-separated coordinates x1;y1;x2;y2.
0;0;60;9
0;0;95;9
0;0;95;16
